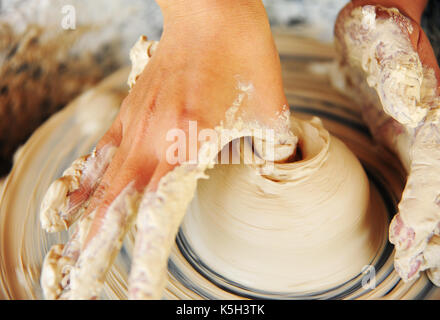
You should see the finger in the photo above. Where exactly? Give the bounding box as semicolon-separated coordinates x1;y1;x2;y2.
128;160;206;300
128;161;175;300
68;117;122;210
41;209;97;299
40;116;122;232
145;161;175;193
40;145;116;232
64;156;157;300
80;142;130;219
389;120;440;281
40;147;129;299
425;233;440;286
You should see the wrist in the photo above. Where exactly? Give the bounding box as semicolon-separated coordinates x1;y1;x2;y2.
156;0;268;32
157;0;274;56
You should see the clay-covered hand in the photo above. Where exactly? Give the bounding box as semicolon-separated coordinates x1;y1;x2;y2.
38;0;296;299
334;0;440;285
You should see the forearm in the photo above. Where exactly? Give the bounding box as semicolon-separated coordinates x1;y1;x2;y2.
153;0;280;78
155;0;268;31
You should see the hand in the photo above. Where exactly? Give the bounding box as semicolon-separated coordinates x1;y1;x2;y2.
334;0;440;284
39;0;296;299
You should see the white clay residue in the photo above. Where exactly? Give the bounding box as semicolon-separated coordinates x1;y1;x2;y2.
127;35;158;90
332;5;440;284
340;5;429;128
